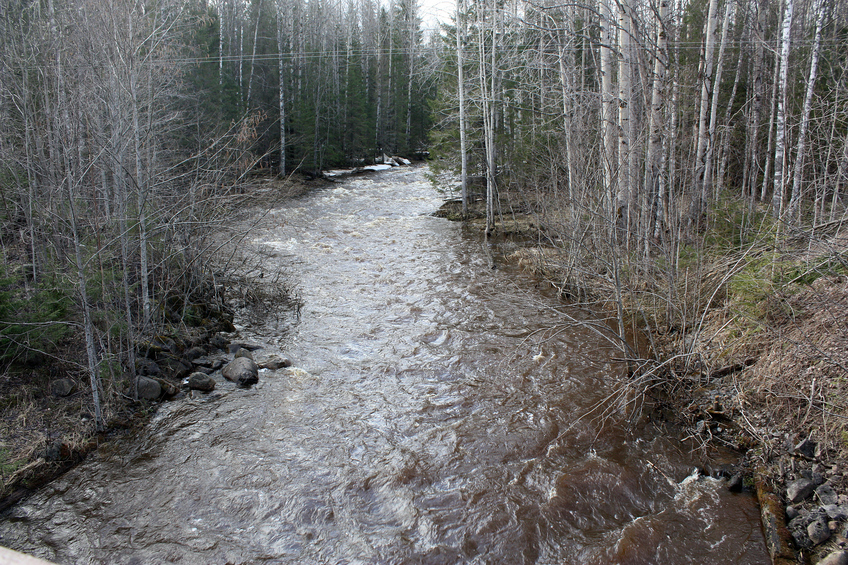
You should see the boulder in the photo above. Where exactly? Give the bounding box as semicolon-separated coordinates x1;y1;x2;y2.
228;342;262;354
152;377;179;397
139;335;177;357
822;504;848;521
136;358;161;377
234;347;254;361
222;357;259;388
158;355;192;380
258;355;292;370
50;378;75;397
807;514;831;545
187;372;216;392
817;483;839;505
183;346;206;361
794;438;816;459
137;376;162;400
210;334;229;351
726;472;744;493
787;478;815;503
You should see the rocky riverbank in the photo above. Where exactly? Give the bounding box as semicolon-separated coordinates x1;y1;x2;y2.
435;193;848;565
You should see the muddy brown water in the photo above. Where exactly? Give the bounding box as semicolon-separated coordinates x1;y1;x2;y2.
0;167;768;564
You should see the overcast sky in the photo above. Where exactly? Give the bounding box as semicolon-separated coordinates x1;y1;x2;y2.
418;0;453;33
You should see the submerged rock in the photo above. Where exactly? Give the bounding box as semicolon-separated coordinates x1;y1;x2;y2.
258;355;292;370
222;357;259;388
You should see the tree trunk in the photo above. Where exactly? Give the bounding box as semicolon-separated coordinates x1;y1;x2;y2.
787;0;825;224
617;0;632;241
599;0;617;231
646;0;668;240
691;0;719;226
277;4;287;175
703;1;733;201
772;0;793;219
457;0;468;215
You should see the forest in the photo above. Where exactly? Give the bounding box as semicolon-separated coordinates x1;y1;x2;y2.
1;0;848;530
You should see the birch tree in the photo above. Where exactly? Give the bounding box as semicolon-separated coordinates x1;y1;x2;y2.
772;0;794;218
787;0;826;223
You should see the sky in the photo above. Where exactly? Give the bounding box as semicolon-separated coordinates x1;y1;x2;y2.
417;0;454;33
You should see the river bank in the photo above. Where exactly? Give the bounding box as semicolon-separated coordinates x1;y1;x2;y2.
435;189;848;564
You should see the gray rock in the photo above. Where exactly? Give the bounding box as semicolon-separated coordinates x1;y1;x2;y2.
817;483;839;505
158;355;192;380
44;439;65;462
50;378;75;397
228;342;262;354
819;551;848;565
187;372;216;392
822;504;848;520
210;334;229;350
807;514;831;545
152;377;179;397
183;346;206;361
788;510;812;532
137;376;162;400
136;358;161;377
785;505;799;521
234;347;254;361
795;438;816;458
258;355;292;370
727;472;744;492
787;478;816;503
222;357;259;388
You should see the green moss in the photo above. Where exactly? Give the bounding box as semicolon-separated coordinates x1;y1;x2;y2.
0;447;26;477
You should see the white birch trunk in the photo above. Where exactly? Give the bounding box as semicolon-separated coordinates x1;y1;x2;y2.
703;1;733;201
772;0;793;218
457;0;469;215
617;0;632;238
277;4;287;175
692;0;719;223
787;0;825;223
646;0;668;240
599;0;617;227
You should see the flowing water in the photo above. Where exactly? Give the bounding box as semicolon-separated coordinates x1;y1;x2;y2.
0;166;768;564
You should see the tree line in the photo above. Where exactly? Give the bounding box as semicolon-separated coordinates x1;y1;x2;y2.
430;0;848;350
0;0;435;428
435;0;848;247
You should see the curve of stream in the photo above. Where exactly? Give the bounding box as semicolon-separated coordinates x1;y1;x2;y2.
0;166;768;564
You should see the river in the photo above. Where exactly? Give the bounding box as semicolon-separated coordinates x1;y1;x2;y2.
0;166;768;564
